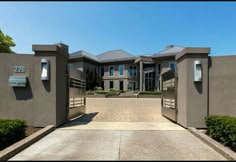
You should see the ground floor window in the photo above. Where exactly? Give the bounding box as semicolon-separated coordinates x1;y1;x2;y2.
119;81;124;91
109;81;114;89
128;81;137;91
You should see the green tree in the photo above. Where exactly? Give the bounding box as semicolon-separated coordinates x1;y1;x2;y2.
85;68;101;91
0;29;16;53
85;69;90;90
93;67;100;88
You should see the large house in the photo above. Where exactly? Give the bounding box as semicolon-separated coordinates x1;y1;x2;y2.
69;45;185;91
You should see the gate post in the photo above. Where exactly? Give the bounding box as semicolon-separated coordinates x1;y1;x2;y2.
175;48;210;128
33;43;69;127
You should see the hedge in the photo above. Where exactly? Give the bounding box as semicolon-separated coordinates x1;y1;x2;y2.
205;115;236;152
0;119;26;150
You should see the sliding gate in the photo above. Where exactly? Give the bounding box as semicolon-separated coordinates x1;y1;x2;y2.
161;68;178;122
67;67;86;119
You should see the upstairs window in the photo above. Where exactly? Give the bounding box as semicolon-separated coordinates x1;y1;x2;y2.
169;62;176;69
129;66;136;77
119;65;124;76
109;66;114;76
129;66;133;76
100;67;104;77
133;66;137;76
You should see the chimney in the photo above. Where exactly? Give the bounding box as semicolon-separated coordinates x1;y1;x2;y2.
166;45;174;49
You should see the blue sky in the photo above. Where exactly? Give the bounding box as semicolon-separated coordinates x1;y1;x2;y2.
0;2;236;56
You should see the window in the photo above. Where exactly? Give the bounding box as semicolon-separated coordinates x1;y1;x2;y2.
133;66;137;76
119;81;124;91
100;67;104;77
119;65;124;76
109;81;114;89
129;66;133;76
128;81;137;91
158;64;161;74
109;66;114;76
129;66;137;77
169;62;176;69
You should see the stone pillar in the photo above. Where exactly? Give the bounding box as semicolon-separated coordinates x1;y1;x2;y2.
32;43;69;127
176;48;210;128
139;61;143;91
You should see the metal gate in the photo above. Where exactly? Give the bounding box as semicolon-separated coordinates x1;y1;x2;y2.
68;77;86;119
161;68;177;122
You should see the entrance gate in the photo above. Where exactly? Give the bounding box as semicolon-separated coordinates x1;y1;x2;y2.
67;67;86;120
161;68;178;122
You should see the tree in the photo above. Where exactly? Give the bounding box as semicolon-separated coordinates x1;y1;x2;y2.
0;29;16;53
93;67;100;88
85;69;90;90
85;68;101;91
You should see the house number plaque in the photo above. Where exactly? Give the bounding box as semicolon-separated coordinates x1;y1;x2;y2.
14;66;26;73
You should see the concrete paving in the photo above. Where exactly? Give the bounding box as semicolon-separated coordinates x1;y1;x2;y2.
60;122;185;131
10;130;226;160
10;98;226;160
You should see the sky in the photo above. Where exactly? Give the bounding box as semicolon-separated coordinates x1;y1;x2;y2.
0;2;236;56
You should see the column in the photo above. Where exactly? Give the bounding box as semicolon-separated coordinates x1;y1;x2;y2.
176;47;210;128
139;61;143;91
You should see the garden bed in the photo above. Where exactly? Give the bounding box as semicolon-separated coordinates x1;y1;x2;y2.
139;91;162;95
0;119;42;151
25;126;42;137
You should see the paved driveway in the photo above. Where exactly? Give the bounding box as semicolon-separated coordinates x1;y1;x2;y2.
10;98;226;160
76;98;166;122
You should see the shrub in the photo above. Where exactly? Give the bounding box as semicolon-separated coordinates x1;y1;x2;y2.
139;91;161;95
205;115;236;152
94;86;102;91
87;92;94;95
109;88;116;92
0;119;26;150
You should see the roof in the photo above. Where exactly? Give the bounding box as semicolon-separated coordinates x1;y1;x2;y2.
69;45;185;63
96;49;135;62
152;45;185;58
70;50;98;62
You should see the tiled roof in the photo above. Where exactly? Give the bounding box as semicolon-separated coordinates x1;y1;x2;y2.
152;46;185;58
69;45;185;62
70;50;98;62
96;49;135;62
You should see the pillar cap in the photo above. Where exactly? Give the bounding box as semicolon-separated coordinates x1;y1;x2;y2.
32;43;69;59
176;47;210;61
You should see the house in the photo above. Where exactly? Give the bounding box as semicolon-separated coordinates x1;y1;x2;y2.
68;45;185;91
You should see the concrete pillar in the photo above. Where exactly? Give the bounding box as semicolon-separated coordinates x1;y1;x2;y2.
176;48;210;128
139;61;143;91
33;43;69;127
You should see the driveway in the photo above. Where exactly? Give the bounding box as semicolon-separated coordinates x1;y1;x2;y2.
75;98;166;122
61;98;182;130
10;98;226;160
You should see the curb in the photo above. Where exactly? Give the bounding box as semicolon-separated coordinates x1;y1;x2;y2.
0;125;55;161
188;127;236;160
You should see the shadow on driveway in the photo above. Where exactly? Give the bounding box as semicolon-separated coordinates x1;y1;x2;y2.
60;112;99;128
